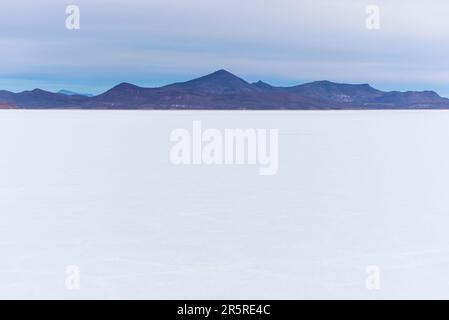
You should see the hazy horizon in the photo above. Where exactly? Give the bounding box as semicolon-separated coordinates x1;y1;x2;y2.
4;69;449;99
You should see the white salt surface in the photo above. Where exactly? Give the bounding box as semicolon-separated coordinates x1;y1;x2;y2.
1;110;449;299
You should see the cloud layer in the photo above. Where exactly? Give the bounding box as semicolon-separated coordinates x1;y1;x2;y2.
1;0;449;95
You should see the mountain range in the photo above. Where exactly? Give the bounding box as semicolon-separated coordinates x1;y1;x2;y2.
1;69;449;110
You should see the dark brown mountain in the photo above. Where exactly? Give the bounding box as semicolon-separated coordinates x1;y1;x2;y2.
1;70;449;109
0;102;14;109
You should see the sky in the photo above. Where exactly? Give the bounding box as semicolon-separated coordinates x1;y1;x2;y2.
1;0;449;96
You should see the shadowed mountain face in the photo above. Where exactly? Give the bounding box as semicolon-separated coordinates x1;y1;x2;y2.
0;89;89;109
0;102;14;109
166;69;256;93
288;81;384;104
1;70;449;109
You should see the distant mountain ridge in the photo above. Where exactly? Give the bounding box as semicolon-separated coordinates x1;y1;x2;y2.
1;69;448;109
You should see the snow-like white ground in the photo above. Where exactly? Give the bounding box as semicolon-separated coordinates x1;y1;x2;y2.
1;110;449;299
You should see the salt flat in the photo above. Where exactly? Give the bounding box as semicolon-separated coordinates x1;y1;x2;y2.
1;110;449;299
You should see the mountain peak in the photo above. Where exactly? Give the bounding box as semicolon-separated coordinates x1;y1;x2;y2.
298;80;380;92
30;88;47;94
20;88;56;97
419;90;440;98
209;69;235;76
96;82;145;100
201;69;242;81
253;80;273;89
168;69;254;93
113;82;141;90
305;80;351;87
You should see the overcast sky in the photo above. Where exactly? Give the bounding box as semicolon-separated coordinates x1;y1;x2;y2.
1;0;449;96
